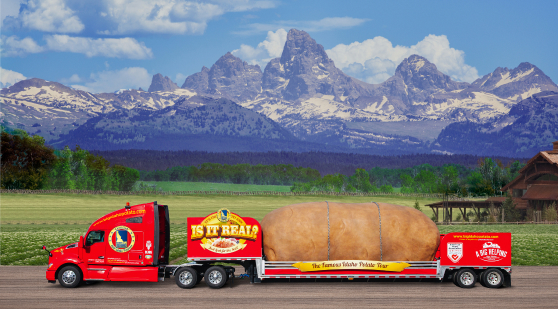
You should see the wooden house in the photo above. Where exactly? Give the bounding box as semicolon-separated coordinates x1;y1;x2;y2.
501;141;558;220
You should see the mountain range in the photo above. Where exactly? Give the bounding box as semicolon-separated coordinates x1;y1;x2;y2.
1;29;557;157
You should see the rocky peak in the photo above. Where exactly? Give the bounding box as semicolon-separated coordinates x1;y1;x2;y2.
182;66;210;92
207;52;262;101
394;55;465;91
263;29;369;101
182;53;262;101
472;62;558;100
148;73;179;92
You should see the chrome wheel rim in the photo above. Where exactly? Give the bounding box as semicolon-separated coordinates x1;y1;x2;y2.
179;271;193;285
208;270;223;285
487;272;501;286
460;272;474;286
62;270;76;285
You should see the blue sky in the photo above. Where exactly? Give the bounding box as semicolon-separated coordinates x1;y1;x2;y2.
1;0;557;93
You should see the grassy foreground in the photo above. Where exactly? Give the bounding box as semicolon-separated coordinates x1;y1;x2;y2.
1;193;557;266
139;181;292;192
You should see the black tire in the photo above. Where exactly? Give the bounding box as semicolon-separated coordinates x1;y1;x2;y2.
175;267;198;289
478;271;487;287
57;265;81;288
204;266;227;289
456;268;476;288
452;271;460;287
482;268;504;288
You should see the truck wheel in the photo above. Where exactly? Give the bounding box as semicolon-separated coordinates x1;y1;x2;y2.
175;267;198;289
452;270;460;287
455;268;476;288
482;268;504;288
204;266;227;289
58;265;81;288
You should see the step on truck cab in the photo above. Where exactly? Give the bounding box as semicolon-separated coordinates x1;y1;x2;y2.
45;203;512;289
45;201;170;287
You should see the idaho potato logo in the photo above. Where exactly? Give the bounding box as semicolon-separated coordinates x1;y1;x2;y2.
109;226;136;253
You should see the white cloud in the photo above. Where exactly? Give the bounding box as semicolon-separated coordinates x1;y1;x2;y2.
59;74;81;84
1;0;24;22
1;35;152;59
0;67;27;88
234;17;369;35
232;28;287;68
45;35;153;59
3;0;277;35
0;35;44;56
326;34;479;83
3;0;84;33
175;73;187;84
72;67;152;93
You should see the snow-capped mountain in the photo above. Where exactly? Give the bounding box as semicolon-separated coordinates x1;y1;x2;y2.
0;78;196;140
2;28;557;154
148;73;179;92
434;91;558;156
182;52;262;102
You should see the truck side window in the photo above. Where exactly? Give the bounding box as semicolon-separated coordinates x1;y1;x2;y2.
86;231;105;246
126;216;143;223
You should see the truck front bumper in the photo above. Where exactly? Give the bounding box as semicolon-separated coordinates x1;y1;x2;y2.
46;270;56;281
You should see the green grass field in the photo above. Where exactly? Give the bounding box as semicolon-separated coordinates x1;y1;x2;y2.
1;193;557;266
139;181;292;192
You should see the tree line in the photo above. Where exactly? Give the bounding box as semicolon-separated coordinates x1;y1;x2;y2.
140;163;321;186
93;149;527;176
1;128;139;191
290;159;524;196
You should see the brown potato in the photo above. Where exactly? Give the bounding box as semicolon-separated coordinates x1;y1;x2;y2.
261;202;440;261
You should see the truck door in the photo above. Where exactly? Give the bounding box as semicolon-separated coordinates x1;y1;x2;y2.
83;230;111;280
84;230;106;264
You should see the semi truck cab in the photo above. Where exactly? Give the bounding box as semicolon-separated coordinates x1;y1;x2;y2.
45;202;170;287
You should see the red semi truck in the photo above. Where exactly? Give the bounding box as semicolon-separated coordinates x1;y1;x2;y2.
44;201;512;289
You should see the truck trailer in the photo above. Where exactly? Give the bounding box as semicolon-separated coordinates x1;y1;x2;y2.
44;201;512;289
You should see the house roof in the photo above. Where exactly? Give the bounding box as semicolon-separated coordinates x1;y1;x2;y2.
502;142;558;191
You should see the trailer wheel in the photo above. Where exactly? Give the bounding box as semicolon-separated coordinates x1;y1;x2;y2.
204;266;227;289
57;265;81;288
482;268;504;288
175;267;198;289
456;268;476;288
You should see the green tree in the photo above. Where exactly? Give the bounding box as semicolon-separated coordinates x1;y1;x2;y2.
1;129;57;189
349;168;374;192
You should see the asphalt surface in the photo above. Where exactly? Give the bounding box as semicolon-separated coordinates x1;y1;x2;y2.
1;266;557;308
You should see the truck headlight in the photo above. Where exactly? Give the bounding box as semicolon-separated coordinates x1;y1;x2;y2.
48;263;53;269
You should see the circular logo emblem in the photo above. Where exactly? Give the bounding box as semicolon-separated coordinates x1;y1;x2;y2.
217;208;231;223
109;226;135;253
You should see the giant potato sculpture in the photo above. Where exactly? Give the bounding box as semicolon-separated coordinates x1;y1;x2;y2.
261;202;439;261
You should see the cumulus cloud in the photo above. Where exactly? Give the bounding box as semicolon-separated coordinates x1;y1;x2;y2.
0;35;44;56
234;17;369;35
326;34;479;83
59;74;81;84
4;0;277;35
70;67;152;93
232;28;287;68
45;35;153;59
3;0;84;33
1;67;27;88
1;35;152;59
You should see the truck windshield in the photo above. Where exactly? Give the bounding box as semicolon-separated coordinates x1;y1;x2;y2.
86;231;105;246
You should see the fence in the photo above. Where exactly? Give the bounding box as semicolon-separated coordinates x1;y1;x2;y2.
436;221;558;225
0;189;470;200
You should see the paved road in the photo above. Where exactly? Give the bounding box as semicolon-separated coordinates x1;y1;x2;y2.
1;266;556;308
